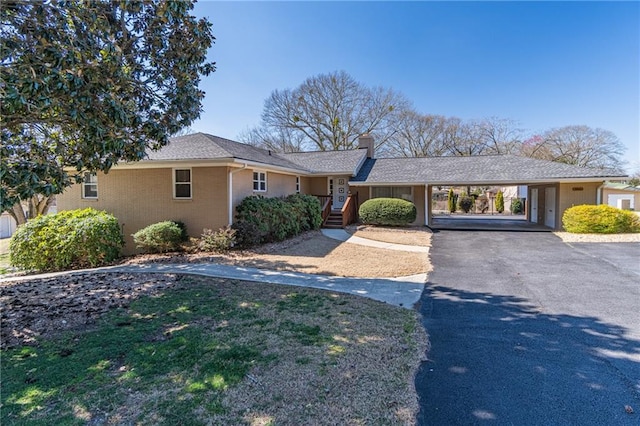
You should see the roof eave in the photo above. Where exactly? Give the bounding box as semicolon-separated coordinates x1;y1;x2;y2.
349;177;618;186
99;157;308;175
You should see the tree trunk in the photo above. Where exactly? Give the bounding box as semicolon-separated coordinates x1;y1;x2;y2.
6;195;55;225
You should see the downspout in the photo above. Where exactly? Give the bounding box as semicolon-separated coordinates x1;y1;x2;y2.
228;164;248;225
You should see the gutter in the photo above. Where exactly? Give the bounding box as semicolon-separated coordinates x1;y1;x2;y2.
228;163;248;225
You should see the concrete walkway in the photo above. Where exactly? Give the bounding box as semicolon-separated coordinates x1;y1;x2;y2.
1;263;426;309
1;229;432;308
321;229;430;253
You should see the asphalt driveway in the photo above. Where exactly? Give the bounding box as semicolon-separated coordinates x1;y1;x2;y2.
415;230;640;425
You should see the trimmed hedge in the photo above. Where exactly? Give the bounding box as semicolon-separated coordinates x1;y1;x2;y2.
132;221;184;253
10;208;124;272
562;205;640;234
359;198;417;226
232;194;322;248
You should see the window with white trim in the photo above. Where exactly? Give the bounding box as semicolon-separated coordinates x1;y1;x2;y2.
296;176;300;193
372;186;413;201
174;169;192;199
82;173;98;199
253;171;267;192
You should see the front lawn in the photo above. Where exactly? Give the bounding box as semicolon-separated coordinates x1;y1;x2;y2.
1;274;427;425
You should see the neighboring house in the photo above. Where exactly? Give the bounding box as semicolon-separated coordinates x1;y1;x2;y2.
0;212;17;239
0;198;57;239
495;186;527;213
602;182;640;211
56;133;626;253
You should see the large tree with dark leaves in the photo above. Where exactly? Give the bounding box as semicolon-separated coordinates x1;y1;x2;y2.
0;0;215;220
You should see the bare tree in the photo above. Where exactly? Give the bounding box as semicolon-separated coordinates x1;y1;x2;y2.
473;117;524;154
520;125;626;171
239;126;306;153
383;112;448;157
440;117;487;157
256;71;410;151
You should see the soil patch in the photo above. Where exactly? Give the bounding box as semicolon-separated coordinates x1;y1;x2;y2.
554;232;640;243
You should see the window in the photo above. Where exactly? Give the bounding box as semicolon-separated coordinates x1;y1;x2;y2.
372;186;413;201
82;173;98;199
296;176;300;193
253;171;267;192
329;179;334;195
174;169;192;198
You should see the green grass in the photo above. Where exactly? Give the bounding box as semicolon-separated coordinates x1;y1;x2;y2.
2;276;425;425
1;279;288;425
0;252;11;274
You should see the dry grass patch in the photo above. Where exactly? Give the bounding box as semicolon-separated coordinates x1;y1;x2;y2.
2;274;428;425
126;231;431;278
347;225;432;247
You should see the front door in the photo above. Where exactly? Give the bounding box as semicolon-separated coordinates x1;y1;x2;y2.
530;188;538;223
331;177;348;210
544;187;556;228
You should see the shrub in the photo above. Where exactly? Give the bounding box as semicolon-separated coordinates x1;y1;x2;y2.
495;191;504;213
286;194;323;231
447;188;457;213
198;226;236;252
562;205;640;234
132;221;183;253
10;208;124;272
172;220;189;242
458;195;474;213
231;220;264;249
511;198;524;215
359;198;417;226
233;194;322;248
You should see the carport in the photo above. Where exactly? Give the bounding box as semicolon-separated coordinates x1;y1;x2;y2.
349;154;627;231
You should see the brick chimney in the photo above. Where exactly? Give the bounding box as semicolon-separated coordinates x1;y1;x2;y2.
358;134;374;159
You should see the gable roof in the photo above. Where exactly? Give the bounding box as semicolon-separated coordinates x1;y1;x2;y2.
146;133;302;170
351;155;626;185
144;132;368;175
280;149;368;175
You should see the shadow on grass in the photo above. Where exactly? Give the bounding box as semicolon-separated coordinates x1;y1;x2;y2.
415;285;640;425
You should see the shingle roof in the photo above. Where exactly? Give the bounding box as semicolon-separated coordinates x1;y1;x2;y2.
145;133;303;170
351;155;626;185
145;133;369;175
142;134;626;183
280;149;368;175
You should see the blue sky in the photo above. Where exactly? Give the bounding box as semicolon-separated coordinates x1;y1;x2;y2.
190;1;640;173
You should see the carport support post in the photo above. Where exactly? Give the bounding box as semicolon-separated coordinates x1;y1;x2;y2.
425;185;431;227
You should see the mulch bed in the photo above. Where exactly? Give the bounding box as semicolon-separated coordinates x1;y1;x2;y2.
1;272;178;350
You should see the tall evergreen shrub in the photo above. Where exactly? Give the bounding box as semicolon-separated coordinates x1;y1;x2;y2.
495;191;504;213
447;188;457;213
